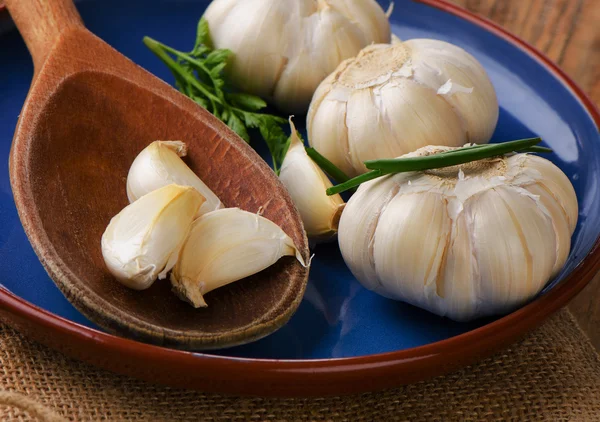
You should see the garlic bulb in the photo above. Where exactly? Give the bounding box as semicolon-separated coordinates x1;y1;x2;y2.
171;208;306;307
308;40;499;176
204;0;391;113
102;184;205;290
127;141;222;216
279;119;345;240
338;146;578;321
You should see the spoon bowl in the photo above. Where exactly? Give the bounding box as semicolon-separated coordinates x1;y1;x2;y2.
7;0;309;350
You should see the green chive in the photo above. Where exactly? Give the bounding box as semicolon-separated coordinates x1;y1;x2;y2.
327;170;384;196
326;138;553;195
364;138;542;172
306;147;352;184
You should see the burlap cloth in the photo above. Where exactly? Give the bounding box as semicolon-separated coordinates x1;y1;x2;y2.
0;309;598;421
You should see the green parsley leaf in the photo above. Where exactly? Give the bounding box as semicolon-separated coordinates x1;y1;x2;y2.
193;18;212;53
144;18;291;174
227;93;267;112
227;112;250;143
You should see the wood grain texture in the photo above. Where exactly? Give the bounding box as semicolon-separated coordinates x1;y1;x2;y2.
5;0;82;71
450;0;600;349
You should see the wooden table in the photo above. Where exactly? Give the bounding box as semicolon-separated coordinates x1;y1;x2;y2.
451;0;600;349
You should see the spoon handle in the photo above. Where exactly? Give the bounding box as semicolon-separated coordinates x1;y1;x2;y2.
5;0;83;71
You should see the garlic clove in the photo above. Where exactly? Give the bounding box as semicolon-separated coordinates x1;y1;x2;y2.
274;5;367;112
307;67;340;120
467;186;557;315
101;184;205;290
345;87;396;174
279;119;345;240
522;154;578;232
375;78;465;161
405;39;499;144
306;83;355;176
327;0;391;42
200;0;237;29
204;0;289;99
439;212;477;320
170;208;306;308
372;191;452;310
338;175;402;292
127;141;223;216
525;183;571;276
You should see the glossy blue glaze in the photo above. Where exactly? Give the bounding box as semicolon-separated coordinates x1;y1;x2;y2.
0;0;598;359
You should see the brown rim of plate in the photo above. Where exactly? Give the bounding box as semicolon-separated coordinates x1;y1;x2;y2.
0;0;599;397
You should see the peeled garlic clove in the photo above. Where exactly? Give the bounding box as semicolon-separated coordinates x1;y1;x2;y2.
279;119;345;241
308;40;499;176
127;141;223;216
204;0;391;113
338;146;578;321
102;184;205;290
170;208;306;308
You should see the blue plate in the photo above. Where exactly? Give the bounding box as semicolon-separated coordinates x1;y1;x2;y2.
0;0;598;364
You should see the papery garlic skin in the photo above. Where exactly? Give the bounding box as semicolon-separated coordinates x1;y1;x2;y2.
308;40;499;176
338;146;578;321
127;141;222;216
171;208;306;307
204;0;391;113
279;119;345;240
102;185;205;290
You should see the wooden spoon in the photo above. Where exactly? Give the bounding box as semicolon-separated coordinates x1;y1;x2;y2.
6;0;309;350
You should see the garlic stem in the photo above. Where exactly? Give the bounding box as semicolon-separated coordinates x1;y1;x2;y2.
327;170;383;196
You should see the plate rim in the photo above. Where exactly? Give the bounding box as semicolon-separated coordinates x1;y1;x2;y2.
0;0;599;396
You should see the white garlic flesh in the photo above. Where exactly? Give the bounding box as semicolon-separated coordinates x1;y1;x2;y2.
204;0;391;113
338;146;578;321
308;40;499;177
102;184;205;290
127;141;223;216
279;119;345;241
171;208;306;307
